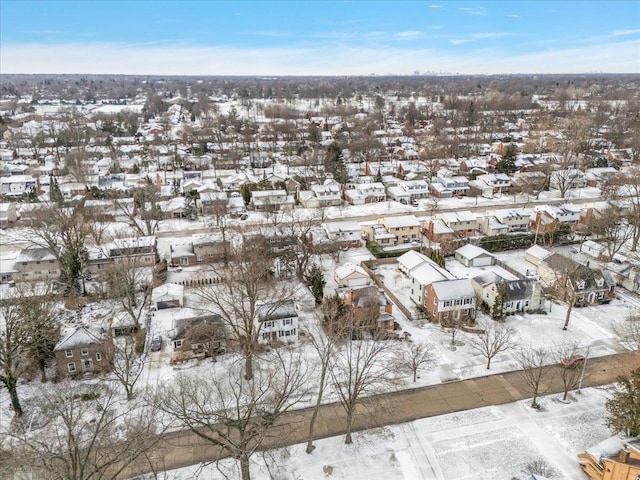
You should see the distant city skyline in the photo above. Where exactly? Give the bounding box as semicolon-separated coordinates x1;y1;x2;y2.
1;0;639;75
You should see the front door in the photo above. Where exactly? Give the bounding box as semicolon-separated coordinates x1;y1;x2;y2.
82;359;93;372
588;292;596;304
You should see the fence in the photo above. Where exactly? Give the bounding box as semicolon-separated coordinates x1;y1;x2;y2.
360;258;417;321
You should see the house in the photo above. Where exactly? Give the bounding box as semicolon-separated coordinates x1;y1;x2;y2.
581;240;607;260
257;300;299;344
200;191;229;216
14;247;60;282
397;179;429;200
54;326;110;377
525;245;551;266
192;234;229;263
437;211;478;238
323;220;361;248
549;168;586;191
492;208;532;233
578;436;640;480
431;176;469;197
531;204;582;234
360;222;397;249
108;236;157;266
298;183;342;208
0;174;37;197
343;285;395;331
422;218;456;245
334;262;372;289
152;283;184;310
170;314;226;356
344;182;386;205
378;215;421;246
454;244;496;267
472;271;545;314
472;173;511;194
538;253;616;306
477;215;510;236
0;202;18;227
400;251;457;306
169;243;196;267
425;279;476;324
250;189;294;211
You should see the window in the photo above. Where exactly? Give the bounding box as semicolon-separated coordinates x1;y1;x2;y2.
524;301;530;307
283;318;293;326
174;340;183;348
81;348;89;356
464;298;472;305
264;321;274;328
454;299;461;306
67;362;76;373
65;350;73;358
444;300;452;307
181;257;188;265
262;332;270;340
96;353;102;361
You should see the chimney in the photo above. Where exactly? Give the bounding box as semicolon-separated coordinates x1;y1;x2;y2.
619;446;631;464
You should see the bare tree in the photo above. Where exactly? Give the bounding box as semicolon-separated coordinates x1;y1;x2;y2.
553;343;587;401
116;184;164;237
329;329;395;444
4;381;161;480
196;245;296;380
392;341;436;382
23;202;90;295
516;347;552;409
157;349;307;480
589;207;633;260
103;254;153;329
613;314;640;351
469;320;516;369
306;300;347;454
607;167;640;251
0;295;29;417
108;333;148;400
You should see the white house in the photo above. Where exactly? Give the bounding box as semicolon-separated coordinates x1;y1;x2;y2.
581;240;607;260
323;221;362;248
0;202;18;227
257;300;298;344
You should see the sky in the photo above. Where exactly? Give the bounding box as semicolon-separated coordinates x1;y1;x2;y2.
1;0;639;75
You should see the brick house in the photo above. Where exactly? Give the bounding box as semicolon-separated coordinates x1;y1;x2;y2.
424;279;476;324
53;326;111;377
343;285;395;331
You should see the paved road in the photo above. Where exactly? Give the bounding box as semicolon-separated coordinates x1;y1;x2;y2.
119;350;640;479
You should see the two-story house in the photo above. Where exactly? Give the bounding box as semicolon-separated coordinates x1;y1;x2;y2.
425;279;476;324
14;247;60;282
54;326;110;377
472;271;545;314
473;173;512;194
323;221;362;248
250;189;295;211
437;211;478;238
531;204;582;234
492;208;532;232
344;182;386;205
257;300;299;344
378;215;421;246
298;183;343;208
343;285;394;332
430;176;470;198
538;253;616;306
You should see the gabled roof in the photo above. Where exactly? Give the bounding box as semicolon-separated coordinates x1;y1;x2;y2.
430;279;475;300
455;244;493;260
334;262;369;281
54;326;104;351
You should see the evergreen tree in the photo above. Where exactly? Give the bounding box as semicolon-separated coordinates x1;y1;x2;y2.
50;175;64;205
306;264;326;305
429;249;445;268
492;282;509;320
606;367;640;436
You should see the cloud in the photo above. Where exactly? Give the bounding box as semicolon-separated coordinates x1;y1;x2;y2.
459;7;487;16
429;4;443;8
397;30;423;39
470;32;514;39
613;29;640;36
1;39;638;75
506;14;520;18
450;39;469;45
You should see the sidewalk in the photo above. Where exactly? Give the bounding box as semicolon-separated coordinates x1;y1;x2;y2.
123;350;639;478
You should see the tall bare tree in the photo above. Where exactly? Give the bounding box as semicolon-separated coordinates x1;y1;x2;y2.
4;381;161;480
469;320;516;369
108;333;148;401
613;314;640;351
553;343;587;401
329;329;395;444
157;350;307;480
588;207;633;260
196;244;296;380
516;347;552;409
0;295;29;417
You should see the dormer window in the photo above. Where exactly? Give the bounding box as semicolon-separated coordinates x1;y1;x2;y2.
577;280;586;290
596;278;604;287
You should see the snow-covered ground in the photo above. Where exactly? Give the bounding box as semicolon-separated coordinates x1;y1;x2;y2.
153;385;616;480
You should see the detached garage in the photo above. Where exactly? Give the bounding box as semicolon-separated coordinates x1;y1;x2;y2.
454;244;495;268
334;262;372;289
152;283;184;310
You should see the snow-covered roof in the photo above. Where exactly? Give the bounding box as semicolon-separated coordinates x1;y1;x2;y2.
152;283;184;302
54;326;104;351
431;279;475;300
455;244;493;260
334;262;368;281
525;245;550;261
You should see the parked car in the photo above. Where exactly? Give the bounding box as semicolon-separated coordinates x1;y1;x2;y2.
561;354;585;368
411;200;420;207
150;334;162;352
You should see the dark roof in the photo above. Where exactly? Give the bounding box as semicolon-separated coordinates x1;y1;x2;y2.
171;314;224;341
542;253;614;290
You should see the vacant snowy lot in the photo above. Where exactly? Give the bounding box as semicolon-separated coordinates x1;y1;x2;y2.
156;385;615;480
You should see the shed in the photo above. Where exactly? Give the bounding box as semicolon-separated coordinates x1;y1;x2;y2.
152;283;184;310
525;245;550;266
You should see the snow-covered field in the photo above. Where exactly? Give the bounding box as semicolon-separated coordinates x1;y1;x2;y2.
154;385;616;480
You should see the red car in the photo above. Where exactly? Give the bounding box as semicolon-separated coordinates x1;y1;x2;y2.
561;355;585;368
